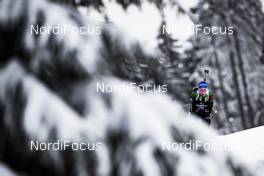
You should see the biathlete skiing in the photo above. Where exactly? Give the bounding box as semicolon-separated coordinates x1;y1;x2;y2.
190;70;214;126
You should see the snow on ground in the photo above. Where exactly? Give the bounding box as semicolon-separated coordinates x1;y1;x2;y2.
260;0;264;12
218;126;264;163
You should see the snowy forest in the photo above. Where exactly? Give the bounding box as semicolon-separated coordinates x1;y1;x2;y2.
1;0;264;175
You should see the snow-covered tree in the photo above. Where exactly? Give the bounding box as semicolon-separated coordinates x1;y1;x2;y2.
188;0;264;131
0;0;261;175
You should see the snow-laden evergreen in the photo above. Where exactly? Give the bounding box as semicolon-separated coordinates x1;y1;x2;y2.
0;0;264;175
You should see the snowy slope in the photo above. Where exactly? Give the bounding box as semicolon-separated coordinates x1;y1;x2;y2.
218;126;264;163
0;0;263;175
261;0;264;12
